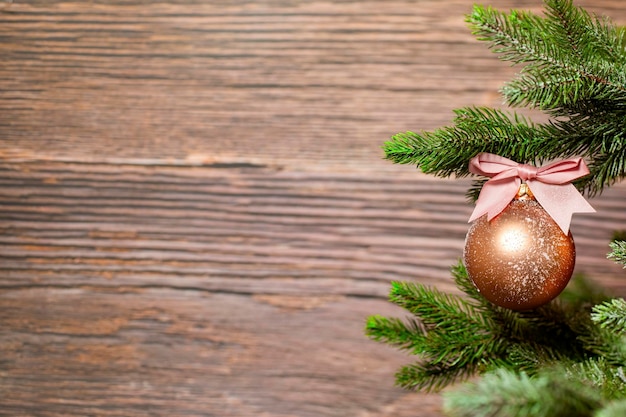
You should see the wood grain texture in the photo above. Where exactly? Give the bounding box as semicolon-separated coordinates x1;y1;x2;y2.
1;0;621;169
2;1;626;416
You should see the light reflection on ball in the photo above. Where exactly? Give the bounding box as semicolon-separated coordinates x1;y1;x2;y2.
463;197;576;310
498;225;528;253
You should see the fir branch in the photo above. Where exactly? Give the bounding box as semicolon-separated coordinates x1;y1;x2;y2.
443;368;602;417
391;327;507;391
504;342;577;373
587;144;626;197
567;358;626;400
543;0;626;67
468;0;626;111
370;262;602;393
502;69;590;109
548;113;626;195
396;361;471;392
574;323;626;366
385;103;626;197
396;356;498;392
465;0;626;196
366;278;513;391
591;299;626;335
608;240;626;267
364;315;426;354
388;280;487;331
384;0;626;197
467;5;552;67
383;107;552;178
421;326;502;370
451;262;575;363
544;0;588;59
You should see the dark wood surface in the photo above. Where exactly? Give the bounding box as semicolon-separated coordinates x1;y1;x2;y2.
2;1;626;416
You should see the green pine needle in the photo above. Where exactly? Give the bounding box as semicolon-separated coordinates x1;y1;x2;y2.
591;299;626;335
396;359;486;392
567;358;626;400
365;315;427;355
388;280;487;330
383;107;552;186
608;240;626;268
467;0;626;111
443;368;602;417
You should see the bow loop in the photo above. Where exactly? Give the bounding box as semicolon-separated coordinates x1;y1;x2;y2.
468;153;595;233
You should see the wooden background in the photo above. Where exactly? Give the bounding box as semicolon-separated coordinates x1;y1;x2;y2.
2;1;626;416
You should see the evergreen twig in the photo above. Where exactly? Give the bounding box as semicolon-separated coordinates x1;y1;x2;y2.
592;299;626;335
442;368;602;417
608;240;626;267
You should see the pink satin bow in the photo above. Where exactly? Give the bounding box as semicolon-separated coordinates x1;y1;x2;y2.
468;153;595;233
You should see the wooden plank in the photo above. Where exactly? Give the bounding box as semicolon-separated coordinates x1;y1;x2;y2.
1;160;626;417
1;0;623;170
0;161;458;416
0;162;471;295
0;287;444;417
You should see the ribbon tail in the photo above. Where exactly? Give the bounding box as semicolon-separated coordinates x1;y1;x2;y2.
527;181;596;234
469;178;520;223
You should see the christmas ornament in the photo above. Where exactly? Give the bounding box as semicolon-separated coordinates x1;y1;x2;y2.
463;153;595;310
464;184;575;310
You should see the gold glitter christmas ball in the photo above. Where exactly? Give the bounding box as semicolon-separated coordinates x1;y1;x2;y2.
463;185;576;310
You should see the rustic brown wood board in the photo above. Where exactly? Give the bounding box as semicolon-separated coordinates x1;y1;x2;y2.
1;1;626;416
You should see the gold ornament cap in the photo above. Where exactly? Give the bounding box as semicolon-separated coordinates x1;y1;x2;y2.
515;183;534;201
